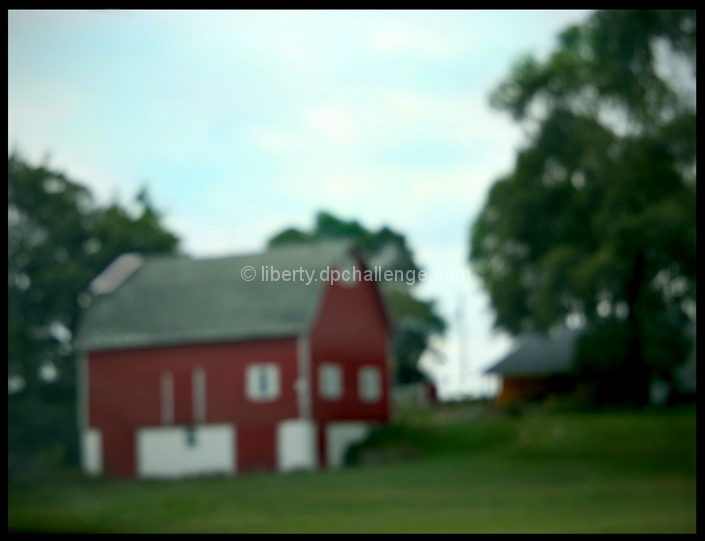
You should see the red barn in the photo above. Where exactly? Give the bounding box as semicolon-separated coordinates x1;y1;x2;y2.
75;242;391;478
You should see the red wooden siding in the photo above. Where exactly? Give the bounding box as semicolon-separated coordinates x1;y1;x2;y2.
237;424;276;473
101;426;135;478
309;277;390;426
87;337;299;477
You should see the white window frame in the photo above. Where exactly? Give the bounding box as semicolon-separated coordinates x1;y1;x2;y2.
319;362;343;401
358;366;382;403
246;363;281;402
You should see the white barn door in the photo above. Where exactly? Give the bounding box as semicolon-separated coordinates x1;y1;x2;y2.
326;422;371;469
136;424;236;478
277;419;318;472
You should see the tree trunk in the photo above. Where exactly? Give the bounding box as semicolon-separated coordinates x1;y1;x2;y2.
623;250;651;407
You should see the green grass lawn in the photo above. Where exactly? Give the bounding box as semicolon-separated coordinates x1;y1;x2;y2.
7;404;696;533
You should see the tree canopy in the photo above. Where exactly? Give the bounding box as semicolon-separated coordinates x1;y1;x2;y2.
269;211;446;385
471;10;696;406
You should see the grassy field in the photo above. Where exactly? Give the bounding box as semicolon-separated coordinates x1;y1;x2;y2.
7;404;696;533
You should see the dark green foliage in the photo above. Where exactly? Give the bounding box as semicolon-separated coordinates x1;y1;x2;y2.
8;152;179;476
269;211;445;384
472;11;696;406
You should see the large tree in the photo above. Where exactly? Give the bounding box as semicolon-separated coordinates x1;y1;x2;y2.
8;153;179;475
471;10;695;406
269;212;446;385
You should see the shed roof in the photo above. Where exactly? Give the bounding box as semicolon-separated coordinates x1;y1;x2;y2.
485;328;580;377
75;241;363;351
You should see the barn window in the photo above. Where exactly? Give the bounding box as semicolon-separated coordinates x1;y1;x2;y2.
258;368;268;395
319;363;342;400
160;371;174;424
358;366;381;403
192;367;206;423
246;364;280;402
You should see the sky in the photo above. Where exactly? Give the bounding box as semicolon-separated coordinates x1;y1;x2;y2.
8;9;595;399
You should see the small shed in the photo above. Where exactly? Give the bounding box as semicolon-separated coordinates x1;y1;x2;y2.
485;328;580;407
486;324;697;407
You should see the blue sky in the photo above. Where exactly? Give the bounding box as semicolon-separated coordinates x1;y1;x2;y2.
8;10;594;398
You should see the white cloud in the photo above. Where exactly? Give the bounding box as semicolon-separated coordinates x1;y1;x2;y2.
371;29;451;56
168;212;272;258
320;176;372;197
376;92;429;120
278;42;325;70
372;31;413;49
306;107;357;145
250;128;303;153
385;163;506;221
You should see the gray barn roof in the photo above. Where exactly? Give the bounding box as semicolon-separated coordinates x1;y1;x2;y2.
485;328;580;377
75;241;359;351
